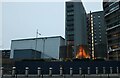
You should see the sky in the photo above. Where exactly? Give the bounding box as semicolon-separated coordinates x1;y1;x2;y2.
1;0;103;49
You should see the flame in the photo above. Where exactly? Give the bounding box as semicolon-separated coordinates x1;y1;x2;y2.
76;45;90;59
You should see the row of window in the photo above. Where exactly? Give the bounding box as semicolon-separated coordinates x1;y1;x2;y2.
67;12;74;16
109;5;119;13
66;28;74;31
105;5;119;17
107;33;120;39
67;18;74;21
107;20;120;28
107;25;120;32
107;29;120;37
67;40;74;45
66;8;74;12
109;44;120;49
66;35;74;41
66;4;74;8
106;15;120;24
105;9;119;20
108;38;120;44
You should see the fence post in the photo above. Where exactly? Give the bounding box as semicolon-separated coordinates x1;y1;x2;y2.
12;67;16;77
110;67;112;74
25;67;29;77
70;68;73;76
103;67;105;74
96;67;98;74
49;67;52;76
38;67;41;77
117;67;119;74
88;67;90;74
79;67;82;75
1;67;3;77
60;67;63;76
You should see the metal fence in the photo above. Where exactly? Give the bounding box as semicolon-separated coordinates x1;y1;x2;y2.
1;66;120;77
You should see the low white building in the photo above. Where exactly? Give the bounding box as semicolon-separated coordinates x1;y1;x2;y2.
10;36;65;59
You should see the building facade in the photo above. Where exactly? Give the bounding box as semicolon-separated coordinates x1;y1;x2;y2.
59;45;73;60
103;0;120;60
13;49;41;61
87;11;107;59
0;50;13;74
65;0;89;59
10;36;65;59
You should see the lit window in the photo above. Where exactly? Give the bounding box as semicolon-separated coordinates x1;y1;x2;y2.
91;27;93;30
113;34;118;37
91;15;93;17
92;41;94;43
91;20;93;24
91;23;93;26
91;17;93;20
91;31;94;34
94;43;97;46
98;16;100;18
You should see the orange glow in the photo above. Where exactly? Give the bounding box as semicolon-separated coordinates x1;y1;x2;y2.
76;45;90;59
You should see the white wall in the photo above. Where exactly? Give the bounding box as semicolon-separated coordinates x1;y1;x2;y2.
10;37;65;59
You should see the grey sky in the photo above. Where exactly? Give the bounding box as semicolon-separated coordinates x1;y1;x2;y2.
2;1;103;49
0;2;2;49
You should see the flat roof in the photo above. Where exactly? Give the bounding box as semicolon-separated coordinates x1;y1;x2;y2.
12;36;65;41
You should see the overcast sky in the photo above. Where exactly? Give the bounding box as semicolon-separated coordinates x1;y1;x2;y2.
1;0;103;49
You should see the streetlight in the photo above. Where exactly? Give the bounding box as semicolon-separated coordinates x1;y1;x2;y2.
34;29;41;59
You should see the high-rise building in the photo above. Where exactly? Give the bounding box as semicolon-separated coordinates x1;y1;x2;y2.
65;0;89;59
87;11;107;59
103;0;120;60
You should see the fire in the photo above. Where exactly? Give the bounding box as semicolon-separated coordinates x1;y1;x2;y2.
76;45;90;59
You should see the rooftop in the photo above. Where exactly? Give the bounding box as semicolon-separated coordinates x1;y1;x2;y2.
12;36;65;41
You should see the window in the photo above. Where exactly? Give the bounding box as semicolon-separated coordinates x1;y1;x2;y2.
99;29;101;31
91;17;93;20
98;16;100;18
95;40;97;42
67;12;74;15
91;20;93;24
